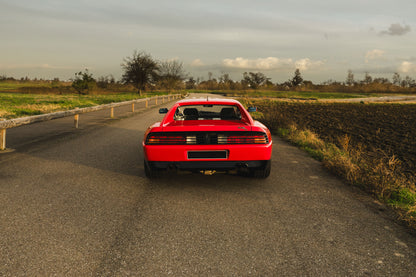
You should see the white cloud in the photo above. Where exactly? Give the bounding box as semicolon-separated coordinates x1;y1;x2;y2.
222;57;292;70
222;57;324;71
365;49;385;63
190;59;204;67
398;61;416;73
294;58;325;71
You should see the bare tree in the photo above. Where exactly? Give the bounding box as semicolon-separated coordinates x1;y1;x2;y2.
96;75;115;89
346;70;355;86
392;72;401;86
219;73;234;90
363;72;372;85
157;60;186;91
121;51;159;95
401;76;416;88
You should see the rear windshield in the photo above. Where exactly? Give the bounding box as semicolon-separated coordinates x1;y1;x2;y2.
174;104;242;121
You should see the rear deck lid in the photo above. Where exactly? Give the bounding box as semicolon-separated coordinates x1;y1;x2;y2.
162;120;252;132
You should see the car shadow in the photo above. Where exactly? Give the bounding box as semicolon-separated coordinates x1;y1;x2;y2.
2;119;271;193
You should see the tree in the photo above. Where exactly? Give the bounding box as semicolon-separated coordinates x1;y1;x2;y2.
242;72;269;90
373;77;390;84
401;76;416;88
185;77;197;89
97;75;115;89
202;72;218;90
392;72;401;86
218;73;235;90
290;69;303;87
157;60;186;91
121;51;159;95
346;70;355;86
51;78;61;88
72;69;96;95
363;72;372;85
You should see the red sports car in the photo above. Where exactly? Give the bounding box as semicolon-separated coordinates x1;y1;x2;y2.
143;98;272;178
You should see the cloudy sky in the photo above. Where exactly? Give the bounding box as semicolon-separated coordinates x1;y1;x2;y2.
0;0;415;83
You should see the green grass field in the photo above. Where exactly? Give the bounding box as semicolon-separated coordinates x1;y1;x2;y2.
0;83;399;120
0;92;169;119
0;82;48;92
0;80;66;92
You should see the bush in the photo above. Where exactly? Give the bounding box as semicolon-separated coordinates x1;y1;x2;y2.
72;70;96;95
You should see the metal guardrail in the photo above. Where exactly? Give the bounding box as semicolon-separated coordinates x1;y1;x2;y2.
0;94;183;151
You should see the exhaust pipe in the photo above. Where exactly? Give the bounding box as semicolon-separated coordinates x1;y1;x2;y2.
200;170;216;175
167;164;178;172
238;163;249;168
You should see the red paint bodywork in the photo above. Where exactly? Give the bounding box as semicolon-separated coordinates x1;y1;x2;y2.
143;98;272;167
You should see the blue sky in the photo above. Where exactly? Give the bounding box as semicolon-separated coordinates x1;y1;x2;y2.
1;0;415;83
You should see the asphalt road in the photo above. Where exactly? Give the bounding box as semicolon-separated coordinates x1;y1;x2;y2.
1;96;416;276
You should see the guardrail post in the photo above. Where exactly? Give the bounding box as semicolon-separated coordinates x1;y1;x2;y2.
110;107;114;118
74;114;79;129
145;100;148;108
155;98;158;105
162;96;165;103
132;103;135;112
0;128;6;151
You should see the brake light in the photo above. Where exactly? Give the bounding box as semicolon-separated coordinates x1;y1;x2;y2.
227;135;267;144
145;132;269;145
146;135;186;145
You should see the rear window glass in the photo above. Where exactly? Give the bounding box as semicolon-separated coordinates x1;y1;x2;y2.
174;105;242;121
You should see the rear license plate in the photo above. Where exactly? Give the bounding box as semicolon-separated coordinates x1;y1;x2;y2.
187;150;228;159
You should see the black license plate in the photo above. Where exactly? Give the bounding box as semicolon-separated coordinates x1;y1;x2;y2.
187;150;228;159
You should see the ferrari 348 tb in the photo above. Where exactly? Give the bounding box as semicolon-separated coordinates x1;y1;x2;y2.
143;98;272;178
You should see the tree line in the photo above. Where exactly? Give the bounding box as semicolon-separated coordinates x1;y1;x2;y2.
2;50;416;94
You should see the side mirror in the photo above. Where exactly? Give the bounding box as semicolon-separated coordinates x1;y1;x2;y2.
159;108;168;114
247;107;257;112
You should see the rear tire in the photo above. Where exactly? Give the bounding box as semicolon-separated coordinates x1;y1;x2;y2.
144;159;158;178
252;160;271;178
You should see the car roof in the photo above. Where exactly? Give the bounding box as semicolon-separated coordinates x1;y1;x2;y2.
175;98;241;106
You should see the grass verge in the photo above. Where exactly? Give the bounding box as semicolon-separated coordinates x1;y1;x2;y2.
242;99;416;228
278;124;416;227
0;92;174;119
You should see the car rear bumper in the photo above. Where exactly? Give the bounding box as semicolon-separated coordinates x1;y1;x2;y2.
143;143;272;162
148;160;268;170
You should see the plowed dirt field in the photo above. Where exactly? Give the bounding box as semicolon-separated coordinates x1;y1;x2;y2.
258;102;416;173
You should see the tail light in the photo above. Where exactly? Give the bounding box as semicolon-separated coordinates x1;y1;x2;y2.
226;134;268;144
146;134;186;145
145;132;269;145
